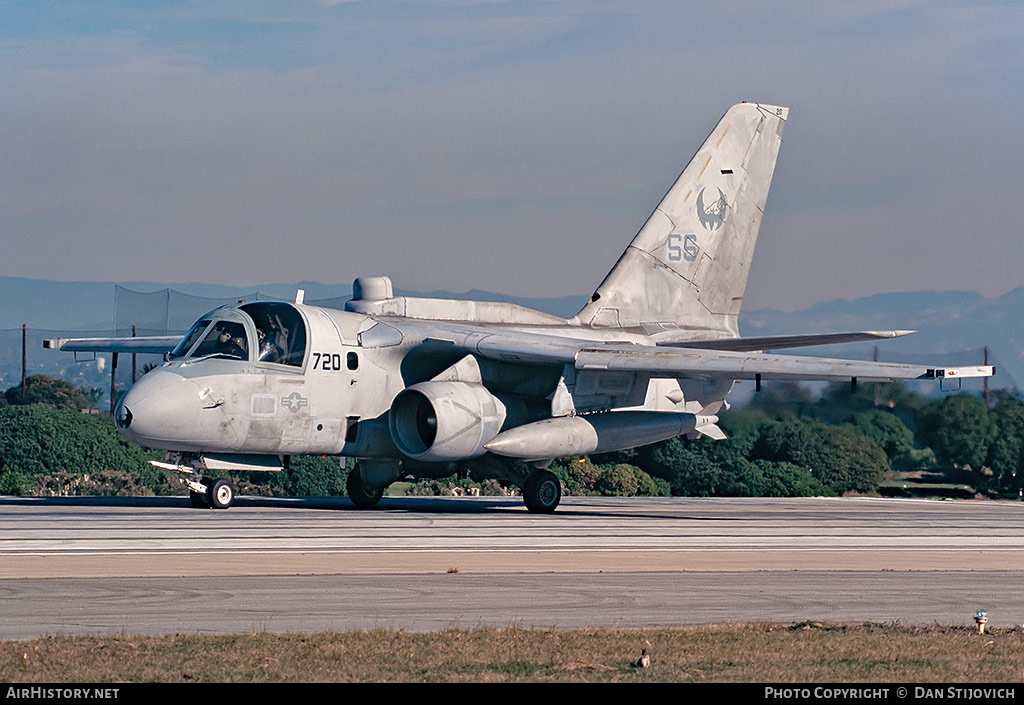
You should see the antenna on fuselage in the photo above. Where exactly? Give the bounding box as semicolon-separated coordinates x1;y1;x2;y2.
295;289;305;305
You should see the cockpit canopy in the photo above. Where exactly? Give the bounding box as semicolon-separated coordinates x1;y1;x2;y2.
169;302;307;367
241;302;306;365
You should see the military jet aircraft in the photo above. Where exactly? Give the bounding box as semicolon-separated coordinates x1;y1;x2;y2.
46;102;993;512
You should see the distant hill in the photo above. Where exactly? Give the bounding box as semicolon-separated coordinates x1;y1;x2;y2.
742;288;1022;389
1;275;1018;393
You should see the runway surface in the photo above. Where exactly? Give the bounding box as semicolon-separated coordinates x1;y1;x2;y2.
2;494;1023;639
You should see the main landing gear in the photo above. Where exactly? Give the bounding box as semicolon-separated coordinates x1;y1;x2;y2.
346;469;384;508
522;469;561;513
460;455;563;513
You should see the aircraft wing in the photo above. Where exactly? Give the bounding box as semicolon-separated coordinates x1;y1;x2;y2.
43;335;182;354
426;326;994;383
652;330;916;352
569;345;993;382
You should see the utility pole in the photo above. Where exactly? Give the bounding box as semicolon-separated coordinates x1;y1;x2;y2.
872;345;880;407
984;346;990;408
109;353;119;415
21;324;27;404
132;325;138;384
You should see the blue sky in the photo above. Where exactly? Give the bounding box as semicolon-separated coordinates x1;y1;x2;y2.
2;1;1022;310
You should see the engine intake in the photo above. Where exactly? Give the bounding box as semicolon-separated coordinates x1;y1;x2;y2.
389;381;507;461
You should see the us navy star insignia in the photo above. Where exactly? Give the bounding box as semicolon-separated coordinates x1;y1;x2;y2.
281;392;308;413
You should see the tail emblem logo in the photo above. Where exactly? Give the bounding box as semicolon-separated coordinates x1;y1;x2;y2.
696;187;729;231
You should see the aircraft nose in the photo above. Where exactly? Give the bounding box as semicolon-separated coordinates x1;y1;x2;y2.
116;369;234;448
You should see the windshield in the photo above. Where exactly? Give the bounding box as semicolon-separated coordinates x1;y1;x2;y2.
190;321;250;360
170;319;212;358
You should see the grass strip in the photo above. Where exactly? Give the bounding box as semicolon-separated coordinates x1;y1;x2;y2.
3;623;1024;683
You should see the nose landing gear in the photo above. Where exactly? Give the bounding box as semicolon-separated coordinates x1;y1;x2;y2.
151;454;238;510
209;478;235;509
184;475;235;509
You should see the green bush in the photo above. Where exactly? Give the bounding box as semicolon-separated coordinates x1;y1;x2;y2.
4;375;92;410
891;447;938;472
751;419;888;494
843;410;915;460
243;455;350;497
631;466;671;497
646;439;726;496
0;406;162;494
550;457;597;496
734;459;832;497
986;399;1024;490
917;395;996;471
550;457;669;497
0;470;32;496
595;464;640;496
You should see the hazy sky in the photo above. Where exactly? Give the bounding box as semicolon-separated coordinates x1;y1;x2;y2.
2;1;1022;310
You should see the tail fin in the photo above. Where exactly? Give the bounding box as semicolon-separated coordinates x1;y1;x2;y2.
575;102;788;335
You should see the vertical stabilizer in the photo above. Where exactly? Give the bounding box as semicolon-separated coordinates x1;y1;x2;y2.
576;102;788;335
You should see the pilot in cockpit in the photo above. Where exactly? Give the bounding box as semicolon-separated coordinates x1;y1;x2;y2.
257;328;283;363
216;328;246;357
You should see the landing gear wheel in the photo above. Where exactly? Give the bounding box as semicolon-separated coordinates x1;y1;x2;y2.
347;468;384;508
209;478;235;509
523;470;561;513
189;490;211;509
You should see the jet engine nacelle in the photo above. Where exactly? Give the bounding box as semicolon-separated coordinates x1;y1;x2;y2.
389;381;507;461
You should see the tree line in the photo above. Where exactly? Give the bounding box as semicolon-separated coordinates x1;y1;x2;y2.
572;381;1023;499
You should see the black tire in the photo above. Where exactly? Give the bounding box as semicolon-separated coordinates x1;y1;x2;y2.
347;467;384;508
209;478;234;509
523;470;561;513
189;490;211;509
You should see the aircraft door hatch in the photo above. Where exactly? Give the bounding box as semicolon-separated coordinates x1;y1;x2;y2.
240;302;308;367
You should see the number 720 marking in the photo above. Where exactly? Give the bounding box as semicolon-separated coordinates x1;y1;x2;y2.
312;352;343;371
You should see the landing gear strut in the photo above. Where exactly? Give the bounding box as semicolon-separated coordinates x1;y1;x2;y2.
189;486;211;509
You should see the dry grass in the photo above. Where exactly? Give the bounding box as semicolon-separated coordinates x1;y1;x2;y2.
3;623;1023;683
